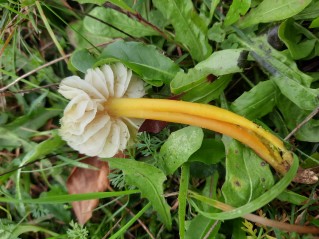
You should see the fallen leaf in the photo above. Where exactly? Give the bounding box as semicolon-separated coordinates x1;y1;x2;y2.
67;157;110;224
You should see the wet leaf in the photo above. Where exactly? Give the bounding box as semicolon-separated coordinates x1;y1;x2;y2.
67;157;110;224
159;126;204;175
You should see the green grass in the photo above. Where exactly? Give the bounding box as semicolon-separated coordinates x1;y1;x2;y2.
1;0;319;238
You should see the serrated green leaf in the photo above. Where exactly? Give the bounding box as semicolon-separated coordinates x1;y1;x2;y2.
159;126;204;175
99;41;181;86
107;158;172;229
84;7;159;38
277;95;319;142
224;0;251;26
153;0;212;61
171;49;246;94
70;49;97;73
221;139;274;207
238;0;312;28
231;80;280;120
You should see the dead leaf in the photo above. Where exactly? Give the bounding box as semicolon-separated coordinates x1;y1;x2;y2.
67;157;110;224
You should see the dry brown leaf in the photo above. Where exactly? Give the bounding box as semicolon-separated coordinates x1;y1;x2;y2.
66;157;110;224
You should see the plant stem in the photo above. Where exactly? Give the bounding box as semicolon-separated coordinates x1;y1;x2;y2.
108;98;292;175
178;163;190;239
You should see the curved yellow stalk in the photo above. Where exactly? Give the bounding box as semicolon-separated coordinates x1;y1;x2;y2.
110;98;284;150
107;99;292;175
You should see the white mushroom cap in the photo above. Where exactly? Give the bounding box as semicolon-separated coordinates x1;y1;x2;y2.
59;63;145;158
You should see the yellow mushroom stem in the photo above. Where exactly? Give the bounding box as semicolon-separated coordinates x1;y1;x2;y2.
107;98;293;175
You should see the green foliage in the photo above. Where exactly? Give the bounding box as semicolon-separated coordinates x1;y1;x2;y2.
221;139;274;207
238;0;312;28
100;41;181;86
2;0;319;237
152;0;212;61
171;49;246;94
231;80;280;120
224;0;251;26
84;7;159;38
67;221;89;239
159;126;204;175
278;19;318;60
107;158;172;229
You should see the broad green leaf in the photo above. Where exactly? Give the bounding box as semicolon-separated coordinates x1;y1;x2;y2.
277;95;319;142
181;75;232;103
224;0;250;26
278;19;317;60
231;80;280;120
70;49;97;73
159;126;204;175
189;155;299;220
271;75;319;111
294;1;319;20
221;139;274;207
99;41;181;86
188;139;225;164
84;7;159;38
152;0;212;61
107;158;172;229
237;35;319;110
67;21;112;49
238;0;312;28
171;49;246;94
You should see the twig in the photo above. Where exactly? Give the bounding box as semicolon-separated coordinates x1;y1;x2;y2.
0;53;71;92
284;105;319;141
